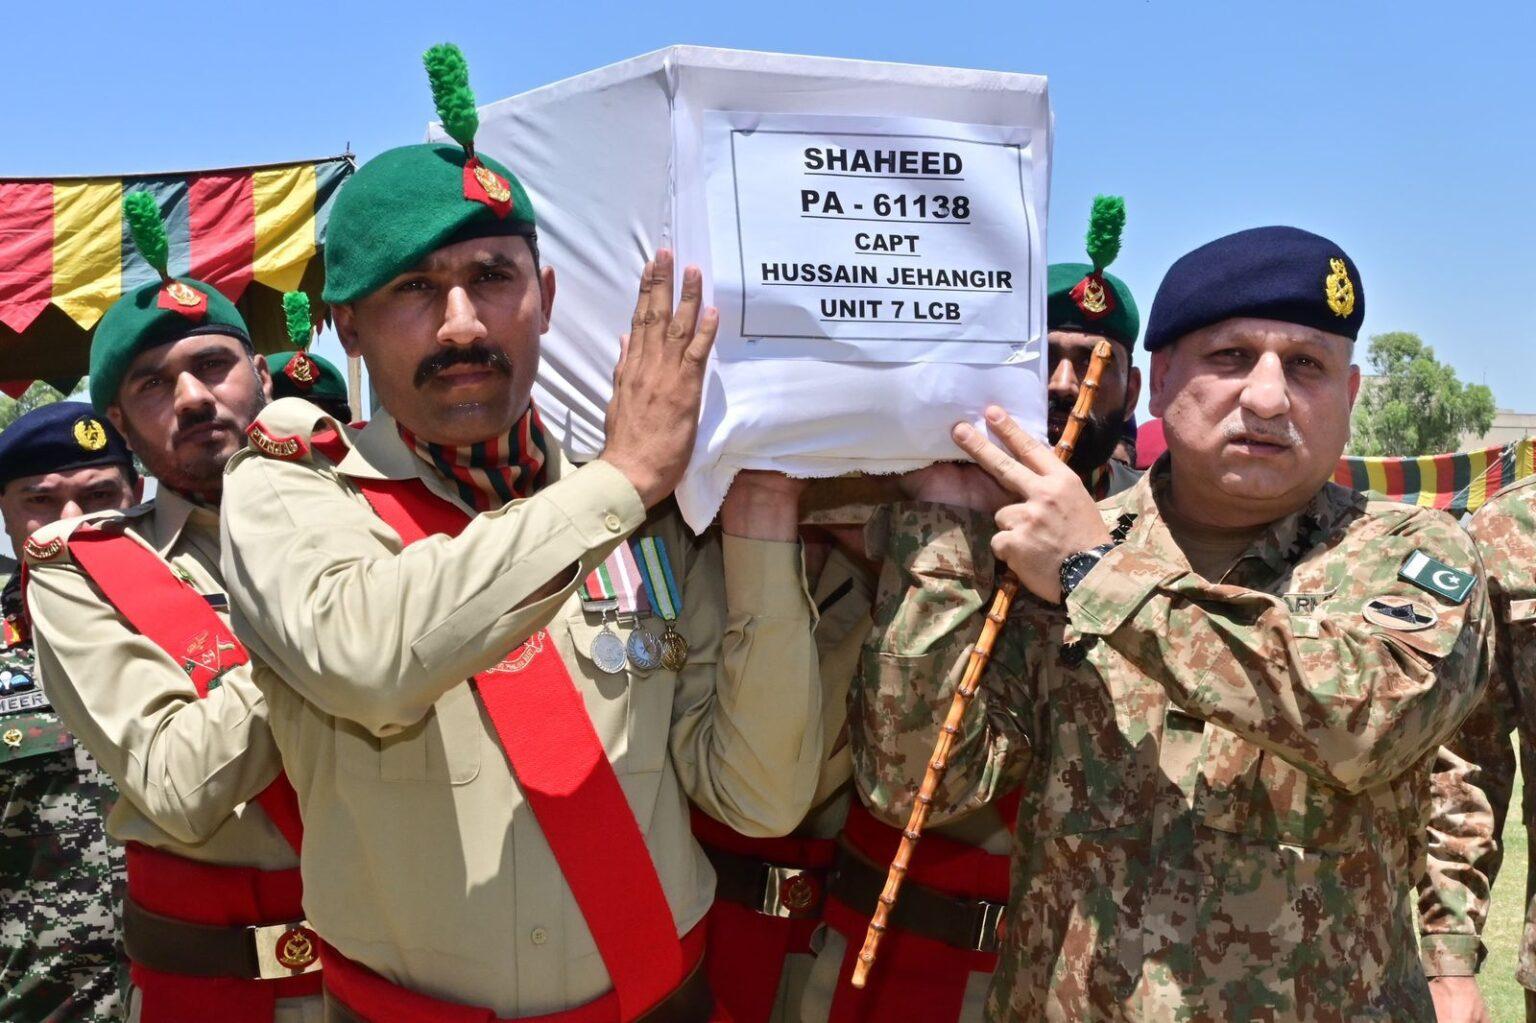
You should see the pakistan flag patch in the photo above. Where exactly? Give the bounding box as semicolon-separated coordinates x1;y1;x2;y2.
1399;550;1476;604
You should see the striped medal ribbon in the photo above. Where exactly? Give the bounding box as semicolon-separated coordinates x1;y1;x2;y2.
635;537;688;672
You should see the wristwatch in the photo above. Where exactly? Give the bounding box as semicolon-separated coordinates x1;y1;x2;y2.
1059;543;1116;600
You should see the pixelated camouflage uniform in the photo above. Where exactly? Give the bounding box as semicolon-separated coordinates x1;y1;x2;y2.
852;465;1490;1022
1418;475;1536;1009
1;571;127;1022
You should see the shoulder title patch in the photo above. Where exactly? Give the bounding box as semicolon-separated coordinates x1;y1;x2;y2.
247;422;309;460
22;536;64;562
1399;549;1476;604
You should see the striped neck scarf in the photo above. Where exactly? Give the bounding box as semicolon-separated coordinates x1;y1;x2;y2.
399;405;550;512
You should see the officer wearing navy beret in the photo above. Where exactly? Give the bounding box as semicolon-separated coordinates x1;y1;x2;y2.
0;400;137;1023
857;224;1488;1021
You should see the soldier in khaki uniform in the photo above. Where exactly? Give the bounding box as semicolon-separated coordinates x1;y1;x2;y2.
25;198;320;1022
851;226;1489;1021
0;401;138;1022
1417;475;1536;1023
220;45;820;1022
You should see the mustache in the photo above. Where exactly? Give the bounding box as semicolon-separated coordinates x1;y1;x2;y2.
414;344;514;388
1221;418;1303;448
174;406;228;436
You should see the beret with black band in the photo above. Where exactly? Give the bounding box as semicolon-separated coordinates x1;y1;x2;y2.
1047;195;1139;349
89;193;250;412
322;43;537;306
1143;225;1364;352
0;401;134;491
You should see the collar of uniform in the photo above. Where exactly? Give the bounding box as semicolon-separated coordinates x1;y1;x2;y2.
146;487;218;556
336;407;571;509
1123;455;1366;577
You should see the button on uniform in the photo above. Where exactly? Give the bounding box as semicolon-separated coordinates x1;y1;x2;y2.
604;513;623;533
530;927;549;946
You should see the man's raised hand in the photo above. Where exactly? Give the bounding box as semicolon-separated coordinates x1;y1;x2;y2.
599;251;718;508
951;406;1112;603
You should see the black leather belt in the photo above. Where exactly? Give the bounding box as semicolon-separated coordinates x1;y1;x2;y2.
829;844;1005;954
123;897;321;980
703;843;826;920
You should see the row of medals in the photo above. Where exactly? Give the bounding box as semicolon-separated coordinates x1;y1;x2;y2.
589;613;688;675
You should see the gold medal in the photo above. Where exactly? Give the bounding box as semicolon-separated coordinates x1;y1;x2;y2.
660;624;689;672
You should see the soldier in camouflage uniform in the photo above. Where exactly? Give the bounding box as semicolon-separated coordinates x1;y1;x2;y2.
1417;474;1536;1023
851;226;1490;1022
0;401;139;1022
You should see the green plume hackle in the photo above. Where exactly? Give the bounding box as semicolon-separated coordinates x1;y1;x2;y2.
123;191;170;281
282;291;313;350
1084;195;1126;273
424;43;479;153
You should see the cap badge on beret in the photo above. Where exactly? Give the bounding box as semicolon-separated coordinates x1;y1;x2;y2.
426;44;514;220
466;160;514;218
1325;257;1356;318
284;352;318;389
73;418;109;452
124;193;210;323
1070;272;1115;320
1073;196;1126;322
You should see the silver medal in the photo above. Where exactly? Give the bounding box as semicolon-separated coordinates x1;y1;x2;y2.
626;629;664;674
590;624;628;674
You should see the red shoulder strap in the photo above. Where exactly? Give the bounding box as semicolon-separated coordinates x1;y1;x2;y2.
341;466;686;1020
66;526;304;855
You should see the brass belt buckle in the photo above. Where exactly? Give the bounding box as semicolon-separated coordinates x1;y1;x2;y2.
250;920;322;980
760;865;823;920
972;901;1005;954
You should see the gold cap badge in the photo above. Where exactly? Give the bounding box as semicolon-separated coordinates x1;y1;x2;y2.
73;418;108;451
1324;257;1355;318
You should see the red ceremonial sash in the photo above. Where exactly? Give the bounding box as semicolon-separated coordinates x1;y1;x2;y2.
64;524;305;853
312;431;686;1020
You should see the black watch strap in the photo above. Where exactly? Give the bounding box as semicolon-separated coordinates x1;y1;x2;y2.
1059;543;1116;600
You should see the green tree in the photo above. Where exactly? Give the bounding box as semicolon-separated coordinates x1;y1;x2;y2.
1349;332;1496;456
0;382;70;432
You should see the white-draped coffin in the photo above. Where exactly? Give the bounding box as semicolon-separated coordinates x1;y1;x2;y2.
451;45;1052;530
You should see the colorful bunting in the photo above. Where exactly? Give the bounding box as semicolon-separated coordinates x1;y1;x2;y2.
1;156;352;394
1334;439;1536;516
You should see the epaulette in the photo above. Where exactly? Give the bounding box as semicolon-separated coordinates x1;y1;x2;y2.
242;397;343;464
19;508;135;567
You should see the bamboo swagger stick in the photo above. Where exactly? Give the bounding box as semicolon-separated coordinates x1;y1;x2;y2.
851;338;1115;988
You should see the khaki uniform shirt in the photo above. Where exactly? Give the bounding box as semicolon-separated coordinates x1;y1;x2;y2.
24;490;316;1023
25;489;293;867
1419;475;1536;986
220;399;822;1017
852;466;1489;1022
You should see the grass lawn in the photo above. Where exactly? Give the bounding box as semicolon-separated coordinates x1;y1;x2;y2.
1482;768;1527;1020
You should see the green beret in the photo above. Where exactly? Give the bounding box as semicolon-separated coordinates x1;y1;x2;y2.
323;44;536;306
267;351;348;404
1048;263;1139;346
89;277;248;413
1046;195;1139;349
91;193;250;412
322;144;534;305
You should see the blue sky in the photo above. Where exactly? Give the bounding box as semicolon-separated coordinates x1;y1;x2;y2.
4;0;1534;416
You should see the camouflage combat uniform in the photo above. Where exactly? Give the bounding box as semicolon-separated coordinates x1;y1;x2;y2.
852;464;1490;1022
1418;475;1536;1013
1;571;127;1021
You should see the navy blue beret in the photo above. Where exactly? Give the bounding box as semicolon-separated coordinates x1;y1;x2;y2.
0;402;134;491
1144;226;1364;351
